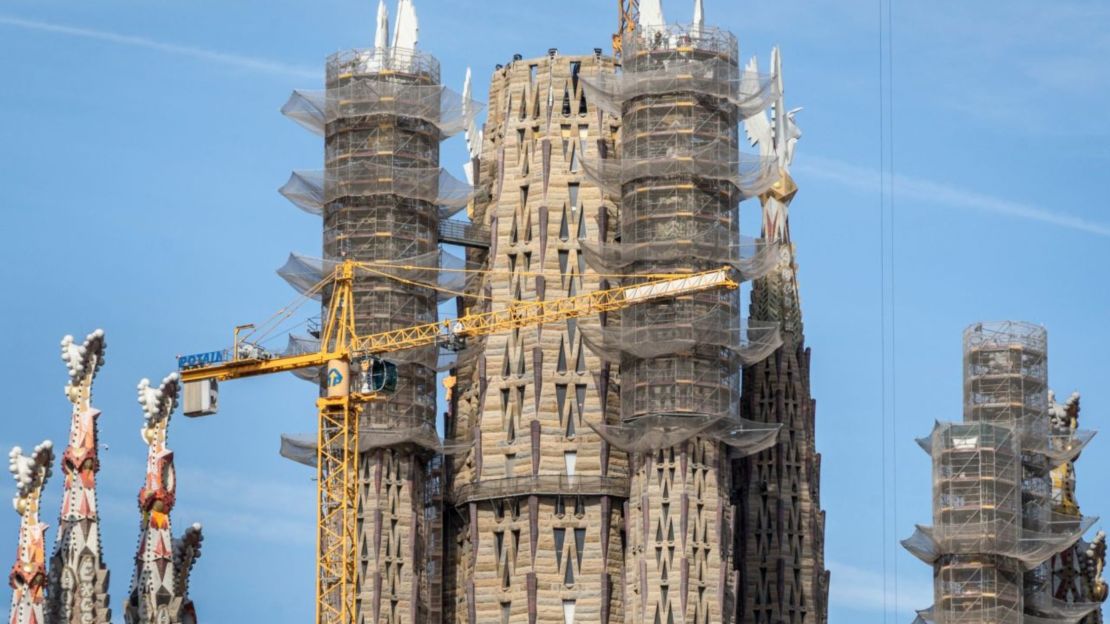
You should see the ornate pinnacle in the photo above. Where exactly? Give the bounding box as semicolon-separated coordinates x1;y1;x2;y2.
125;373;201;624
7;441;53;624
50;329;113;624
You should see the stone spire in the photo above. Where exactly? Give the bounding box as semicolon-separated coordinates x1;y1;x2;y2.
124;374;203;624
7;441;54;624
1046;391;1107;623
47;329;112;624
737;48;829;624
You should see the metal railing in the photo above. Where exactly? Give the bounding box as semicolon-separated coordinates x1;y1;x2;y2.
437;219;490;249
451;475;630;505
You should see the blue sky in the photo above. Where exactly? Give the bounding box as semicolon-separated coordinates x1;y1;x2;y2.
2;1;1109;622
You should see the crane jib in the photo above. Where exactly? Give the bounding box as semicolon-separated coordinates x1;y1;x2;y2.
177;349;230;370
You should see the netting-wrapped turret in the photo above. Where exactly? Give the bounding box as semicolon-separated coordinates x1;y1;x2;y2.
321;45;442;624
609;23;780;624
280;8;486;615
613;25;766;429
903;322;1102;624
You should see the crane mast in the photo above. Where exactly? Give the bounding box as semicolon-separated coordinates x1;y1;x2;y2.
614;0;639;59
177;259;737;624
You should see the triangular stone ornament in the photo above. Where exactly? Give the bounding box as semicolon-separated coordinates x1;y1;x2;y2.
542;140;552;197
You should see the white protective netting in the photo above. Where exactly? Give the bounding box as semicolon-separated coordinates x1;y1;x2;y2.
933;555;1024;624
279;427;472;468
580;235;782;278
284;334;322;382
904;321;1104;624
279;169;471;219
588;21;786;449
588;413;779;455
580;311;782;366
278;164;474;210
276;250;467;303
280;82;484;140
904;422;1097;569
581;149;781;206
580;24;779;121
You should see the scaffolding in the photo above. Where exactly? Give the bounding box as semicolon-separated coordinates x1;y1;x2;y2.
904;322;1100;624
592;24;779;442
277;45;488;624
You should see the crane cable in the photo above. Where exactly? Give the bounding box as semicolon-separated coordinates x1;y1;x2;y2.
237;275;328;346
878;0;898;620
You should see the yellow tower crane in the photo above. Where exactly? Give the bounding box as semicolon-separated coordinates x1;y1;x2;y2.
614;0;639;59
176;259;738;624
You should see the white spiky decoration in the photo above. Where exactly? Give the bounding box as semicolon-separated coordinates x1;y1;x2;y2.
692;0;704;33
60;329;106;397
137;373;181;444
462;67;483;183
639;0;666;29
374;0;390;51
8;441;53;513
743;47;803;244
392;0;418;51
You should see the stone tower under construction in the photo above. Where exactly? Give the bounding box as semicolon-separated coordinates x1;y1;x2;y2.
736;48;830;624
0;2;823;624
445;49;629;624
279;1;480;621
445;2;823;622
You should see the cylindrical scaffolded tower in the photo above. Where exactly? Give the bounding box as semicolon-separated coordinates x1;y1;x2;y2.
904;322;1100;624
279;4;483;619
582;24;781;624
323;47;442;624
619;26;742;624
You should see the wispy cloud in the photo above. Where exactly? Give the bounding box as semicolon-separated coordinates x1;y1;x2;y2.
0;14;317;79
796;155;1110;238
98;453;314;546
827;558;932;615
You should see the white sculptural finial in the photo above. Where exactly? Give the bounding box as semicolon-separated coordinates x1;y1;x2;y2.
60;328;106;399
8;442;53;513
693;0;704;30
374;0;390;50
639;0;666;30
392;0;419;51
462;66;472;110
137;373;182;445
743;47;803;243
463;67;482;161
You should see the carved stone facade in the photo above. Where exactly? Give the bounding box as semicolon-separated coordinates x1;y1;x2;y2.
736;306;828;624
446;51;628;624
736;48;829;624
